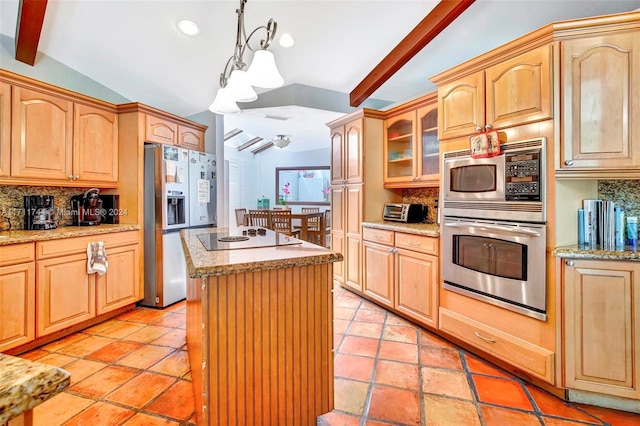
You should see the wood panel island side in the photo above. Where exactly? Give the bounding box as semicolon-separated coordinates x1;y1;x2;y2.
180;227;343;426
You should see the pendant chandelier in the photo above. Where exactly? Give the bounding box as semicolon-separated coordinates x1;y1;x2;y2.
209;0;285;115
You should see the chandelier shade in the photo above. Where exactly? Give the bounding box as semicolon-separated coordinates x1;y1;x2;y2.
272;135;291;148
209;0;287;114
209;88;240;114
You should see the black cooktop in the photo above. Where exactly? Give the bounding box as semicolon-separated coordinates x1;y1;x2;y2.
196;228;302;251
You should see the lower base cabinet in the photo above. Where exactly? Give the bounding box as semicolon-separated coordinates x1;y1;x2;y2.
0;243;35;352
362;227;439;328
562;259;640;399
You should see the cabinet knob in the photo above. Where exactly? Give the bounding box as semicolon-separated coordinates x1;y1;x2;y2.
75;175;80;179
565;160;574;166
485;124;493;130
566;260;575;266
388;248;395;253
68;175;73;179
475;126;483;132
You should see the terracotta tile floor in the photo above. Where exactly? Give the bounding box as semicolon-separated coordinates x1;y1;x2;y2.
18;284;640;425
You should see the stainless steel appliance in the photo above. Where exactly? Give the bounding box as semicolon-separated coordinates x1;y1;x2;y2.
142;144;190;307
71;188;103;226
23;195;58;230
197;229;301;251
442;216;547;320
188;150;217;228
99;195;120;224
383;203;427;223
443;138;546;223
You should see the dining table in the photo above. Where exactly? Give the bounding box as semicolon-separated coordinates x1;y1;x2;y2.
243;209;325;243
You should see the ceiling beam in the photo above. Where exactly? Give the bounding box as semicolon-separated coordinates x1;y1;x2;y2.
251;142;274;154
237;136;264;151
349;0;476;107
223;128;243;141
15;0;48;66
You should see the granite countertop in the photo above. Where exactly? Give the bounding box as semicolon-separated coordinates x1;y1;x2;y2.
180;226;343;278
0;354;70;424
552;245;640;261
0;224;140;246
362;221;440;237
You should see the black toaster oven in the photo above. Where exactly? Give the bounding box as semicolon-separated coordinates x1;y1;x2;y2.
383;203;427;223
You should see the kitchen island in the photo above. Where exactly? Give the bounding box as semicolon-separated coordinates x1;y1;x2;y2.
180;226;343;426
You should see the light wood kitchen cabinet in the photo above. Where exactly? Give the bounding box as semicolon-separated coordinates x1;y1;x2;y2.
35;231;140;337
9;85;119;186
383;93;439;188
178;124;205;151
0;81;9;177
0;243;35;352
145;114;178;145
74;103;118;183
558;31;640;176
11;86;74;181
435;44;552;140
363;227;439;328
328;109;400;291
562;259;640;399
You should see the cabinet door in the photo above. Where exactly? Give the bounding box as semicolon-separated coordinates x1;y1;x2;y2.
345;185;363;291
96;244;140;315
145;114;178;144
178;125;204;151
560;32;640;171
330;185;345;284
438;71;484;140
344;118;364;184
330;126;345;184
416;103;439;184
563;259;640;399
362;241;394;308
0;262;35;351
74;103;118;183
384;111;416;184
485;44;552;130
11;86;73;180
37;253;95;336
0;81;9;177
396;248;438;328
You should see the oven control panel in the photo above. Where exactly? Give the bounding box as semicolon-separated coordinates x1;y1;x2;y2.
504;149;541;201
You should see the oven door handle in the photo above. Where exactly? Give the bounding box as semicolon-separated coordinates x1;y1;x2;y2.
445;222;541;237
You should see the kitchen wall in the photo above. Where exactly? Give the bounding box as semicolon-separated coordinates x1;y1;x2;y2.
403;187;439;223
0;185;95;230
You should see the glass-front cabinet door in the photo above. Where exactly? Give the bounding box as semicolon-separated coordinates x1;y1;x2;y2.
384;111;416;184
417;102;439;184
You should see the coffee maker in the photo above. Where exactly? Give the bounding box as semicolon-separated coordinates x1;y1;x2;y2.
24;195;58;230
71;188;103;226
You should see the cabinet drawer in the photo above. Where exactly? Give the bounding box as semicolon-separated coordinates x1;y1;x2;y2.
37;231;139;259
362;227;394;245
395;232;438;255
439;308;554;383
0;243;35;266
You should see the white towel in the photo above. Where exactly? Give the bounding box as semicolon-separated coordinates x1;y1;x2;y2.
87;241;108;276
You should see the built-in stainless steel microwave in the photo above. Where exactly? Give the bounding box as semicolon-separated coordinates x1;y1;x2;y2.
442;138;546;223
383;203;426;223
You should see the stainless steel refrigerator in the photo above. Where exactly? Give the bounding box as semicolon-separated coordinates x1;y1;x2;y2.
188;150;217;228
142;144;190;307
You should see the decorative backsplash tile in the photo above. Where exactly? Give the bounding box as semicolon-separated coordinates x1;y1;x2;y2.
402;187;439;223
598;180;640;218
0;185;90;230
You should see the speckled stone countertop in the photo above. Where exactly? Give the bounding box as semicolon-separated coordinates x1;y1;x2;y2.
552;245;640;261
0;224;140;246
362;221;440;237
180;226;343;278
0;354;70;424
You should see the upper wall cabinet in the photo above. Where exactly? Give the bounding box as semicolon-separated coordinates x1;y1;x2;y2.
558;31;640;177
74;103;119;183
330;117;364;185
436;44;553;140
0;82;9;177
145;114;205;151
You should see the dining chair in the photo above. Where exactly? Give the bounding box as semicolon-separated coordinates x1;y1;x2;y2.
270;209;300;237
305;211;327;247
248;210;271;228
324;209;331;248
234;208;247;227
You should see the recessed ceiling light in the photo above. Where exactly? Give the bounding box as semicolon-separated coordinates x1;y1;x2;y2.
279;33;294;48
177;19;200;36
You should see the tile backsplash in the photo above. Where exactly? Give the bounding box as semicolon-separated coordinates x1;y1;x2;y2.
598;180;640;218
0;185;90;230
402;187;439;223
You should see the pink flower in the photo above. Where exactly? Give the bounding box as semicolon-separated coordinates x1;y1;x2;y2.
321;186;331;195
282;182;290;195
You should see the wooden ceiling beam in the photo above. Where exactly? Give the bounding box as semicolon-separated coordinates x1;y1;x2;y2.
349;0;476;107
15;0;48;66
